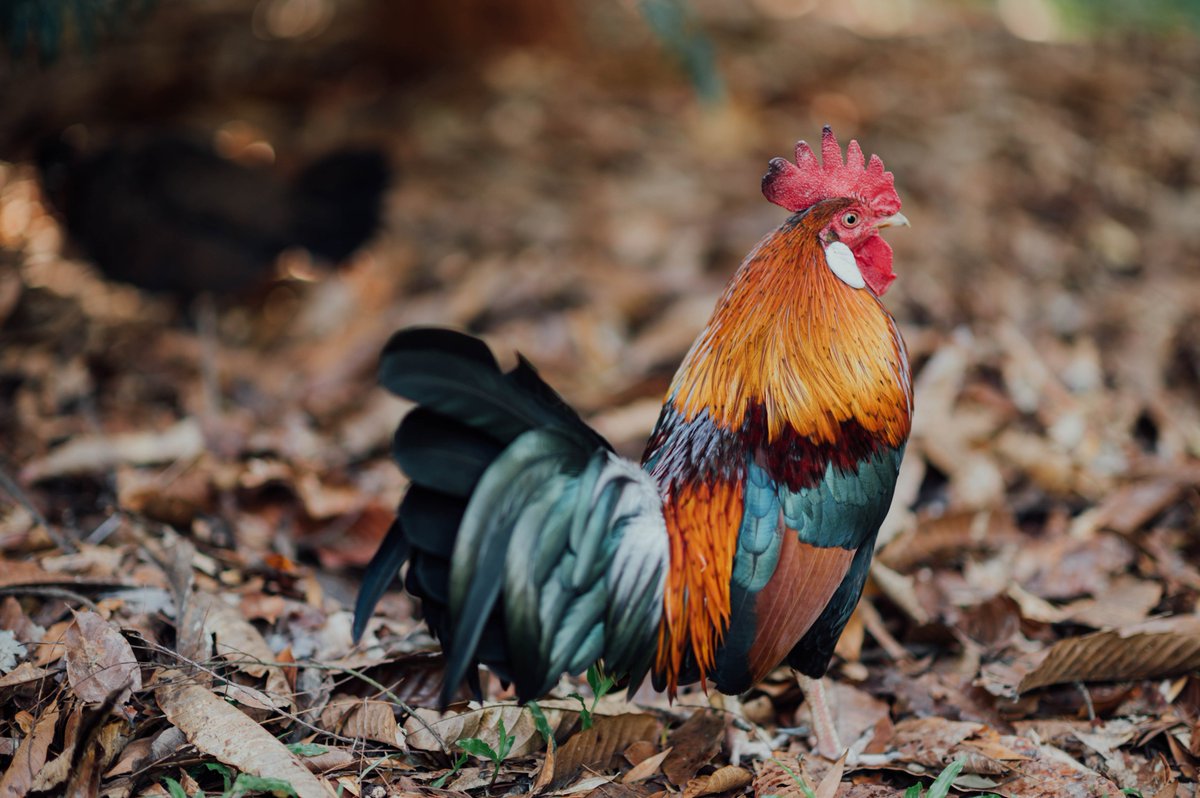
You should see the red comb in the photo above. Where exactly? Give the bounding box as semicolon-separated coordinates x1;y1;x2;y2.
762;126;901;216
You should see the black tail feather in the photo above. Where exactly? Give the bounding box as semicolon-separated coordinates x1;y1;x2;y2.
399;487;465;558
355;328;604;653
378;327;607;449
394;408;503;497
352;519;409;642
407;552;451;605
356;327;663;707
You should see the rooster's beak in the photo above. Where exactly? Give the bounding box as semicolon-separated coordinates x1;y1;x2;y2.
875;212;910;229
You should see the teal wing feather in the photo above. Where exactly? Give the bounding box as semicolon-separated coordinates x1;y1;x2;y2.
446;428;669;702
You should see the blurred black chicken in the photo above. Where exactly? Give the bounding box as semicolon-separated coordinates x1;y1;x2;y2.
36;132;389;298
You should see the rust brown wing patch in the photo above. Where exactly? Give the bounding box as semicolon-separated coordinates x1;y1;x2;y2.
746;531;855;684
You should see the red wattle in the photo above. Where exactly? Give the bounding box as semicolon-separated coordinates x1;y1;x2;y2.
854;235;896;296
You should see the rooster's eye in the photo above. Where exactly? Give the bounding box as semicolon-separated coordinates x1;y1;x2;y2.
842;212;860;227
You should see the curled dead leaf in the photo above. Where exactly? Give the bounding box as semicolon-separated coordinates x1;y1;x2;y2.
319;698;405;749
63;610;142;705
682;764;752;798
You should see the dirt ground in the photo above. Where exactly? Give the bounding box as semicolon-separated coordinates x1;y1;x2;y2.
1;1;1199;796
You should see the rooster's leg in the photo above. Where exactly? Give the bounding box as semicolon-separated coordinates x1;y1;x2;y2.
796;673;844;760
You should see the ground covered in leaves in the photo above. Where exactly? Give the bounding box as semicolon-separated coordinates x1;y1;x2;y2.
1;2;1200;796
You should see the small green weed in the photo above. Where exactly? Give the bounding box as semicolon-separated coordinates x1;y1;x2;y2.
527;700;556;749
429;751;470;789
160;763;297;798
769;756;817;798
161;777;194;798
284;743;328;757
569;664;617;730
438;716;517;788
903;758;967;798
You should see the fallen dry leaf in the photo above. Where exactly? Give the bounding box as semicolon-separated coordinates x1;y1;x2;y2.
547;713;661;788
622;746;672;783
0;662;54;692
191;591;292;710
21;417;205;481
319;698;405;749
156;670;336;798
104;736;153;778
0;702;59;798
819;680;890;750
63;610;141;704
813;753;845;798
1016;532;1137;602
34;714;126;794
300;746;356;773
752;753;814;798
869;561;932;625
662;710;726;786
622;739;659;766
0;558;63;587
543;774;621;796
1153;782;1179;798
532;738;558;793
988;736;1121;797
1093;477;1187;535
681;764;752;798
1062;575;1163;629
982;616;1200;696
885;717;985;771
405;702;551;758
841;787;903;797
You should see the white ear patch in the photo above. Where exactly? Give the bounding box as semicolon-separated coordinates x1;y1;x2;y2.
824;241;865;289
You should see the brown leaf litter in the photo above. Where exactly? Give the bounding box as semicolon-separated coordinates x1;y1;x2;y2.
2;1;1200;796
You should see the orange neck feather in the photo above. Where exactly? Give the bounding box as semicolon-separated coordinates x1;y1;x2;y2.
669;208;911;445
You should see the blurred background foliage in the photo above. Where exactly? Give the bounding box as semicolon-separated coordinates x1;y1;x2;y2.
0;0;152;61
1047;0;1200;33
1;0;1198;447
3;0;1200;70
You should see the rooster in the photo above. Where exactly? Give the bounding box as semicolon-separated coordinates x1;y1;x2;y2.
354;128;911;758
